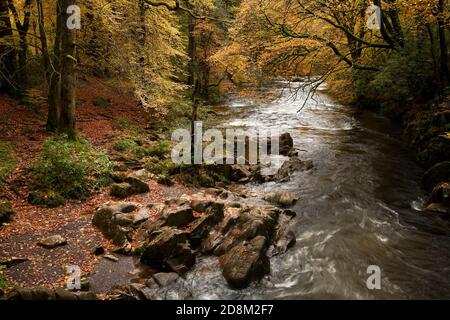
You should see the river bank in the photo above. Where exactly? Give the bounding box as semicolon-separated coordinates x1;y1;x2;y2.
2;79;450;300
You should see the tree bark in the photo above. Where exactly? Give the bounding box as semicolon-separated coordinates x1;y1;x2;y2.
8;0;33;96
37;0;61;131
437;0;448;86
0;1;16;95
59;0;77;139
187;15;196;86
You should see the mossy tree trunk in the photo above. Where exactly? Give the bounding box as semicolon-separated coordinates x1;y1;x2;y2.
58;0;77;139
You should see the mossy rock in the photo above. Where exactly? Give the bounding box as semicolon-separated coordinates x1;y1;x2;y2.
28;191;65;208
0;200;14;225
110;183;135;199
423;161;450;191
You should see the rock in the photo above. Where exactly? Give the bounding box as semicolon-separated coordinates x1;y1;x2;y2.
230;165;252;182
152;272;179;287
162;205;195;228
145;278;159;289
92;202;139;245
139;227;195;272
37;235;67;249
112;241;132;255
7;287;97;300
109;176;150;199
103;254;119;262
425;202;448;214
273;157;313;182
188;203;225;247
422;161;450;191
133;207;151;225
279;132;294;156
110;182;136;199
93;245;105;256
124;176;150;194
114;213;135;226
220;236;270;289
268;228;296;257
190;199;214;213
428;182;450;203
264;191;299;207
0;200;14;225
211;205;280;256
157;175;174;186
0;257;29;268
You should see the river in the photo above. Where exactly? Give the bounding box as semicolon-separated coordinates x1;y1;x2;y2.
177;80;450;300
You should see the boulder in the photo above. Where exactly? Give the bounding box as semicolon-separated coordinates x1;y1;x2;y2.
124;176;150;194
92;202;139;245
422;161;450;191
427;182;450;208
210;205;279;256
110;183;135;199
162;205;195;228
279;132;294;156
109;176;150;199
37;235;67;249
6;287;97;300
425;202;448;214
220;236;270;289
139;227;195;272
152;272;179;287
0;200;14;225
188;204;225;246
264;191;299;207
272;157;313;182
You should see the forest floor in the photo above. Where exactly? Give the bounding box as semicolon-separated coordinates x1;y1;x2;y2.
0;76;193;290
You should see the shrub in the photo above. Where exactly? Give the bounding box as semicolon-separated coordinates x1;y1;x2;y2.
145;157;173;175
92;96;111;108
145;141;171;158
112;118;138;131
32;136;113;199
0;142;16;187
112;138;138;152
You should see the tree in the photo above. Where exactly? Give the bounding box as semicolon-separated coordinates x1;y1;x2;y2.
7;0;33;96
0;1;16;95
58;0;77;138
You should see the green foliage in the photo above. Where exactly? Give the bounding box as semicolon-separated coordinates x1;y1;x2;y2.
28;190;66;208
0;142;17;187
32;136;113;200
112;117;139;131
145;157;173;175
92;96;111;108
145;141;171;158
112;138;138;152
0;265;10;291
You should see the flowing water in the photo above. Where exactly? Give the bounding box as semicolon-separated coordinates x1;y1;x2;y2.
180;81;450;300
91;81;450;299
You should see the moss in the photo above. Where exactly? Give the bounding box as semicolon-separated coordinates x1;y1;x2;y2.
112;138;138;152
92;96;111;108
28;190;66;208
145;157;173;175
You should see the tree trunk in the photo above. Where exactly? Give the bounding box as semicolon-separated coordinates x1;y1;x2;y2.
0;1;16;95
37;0;61;131
187;15;196;86
437;0;448;86
59;0;77;139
